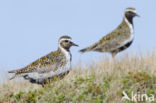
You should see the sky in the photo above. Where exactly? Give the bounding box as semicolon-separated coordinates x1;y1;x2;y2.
0;0;156;81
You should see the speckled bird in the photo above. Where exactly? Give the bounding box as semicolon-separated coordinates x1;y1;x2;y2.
80;8;139;57
8;35;78;86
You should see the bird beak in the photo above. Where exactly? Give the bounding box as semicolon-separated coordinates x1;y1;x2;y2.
136;13;140;17
72;42;79;47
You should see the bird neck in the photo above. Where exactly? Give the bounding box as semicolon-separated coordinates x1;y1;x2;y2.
58;46;71;62
122;16;134;34
124;15;134;26
58;46;70;56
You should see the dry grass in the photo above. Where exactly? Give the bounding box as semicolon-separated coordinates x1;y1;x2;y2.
0;53;156;103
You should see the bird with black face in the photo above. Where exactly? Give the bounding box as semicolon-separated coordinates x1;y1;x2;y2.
80;8;139;57
8;35;78;87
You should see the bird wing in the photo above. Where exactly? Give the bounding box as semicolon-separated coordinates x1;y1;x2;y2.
8;51;59;75
95;25;130;51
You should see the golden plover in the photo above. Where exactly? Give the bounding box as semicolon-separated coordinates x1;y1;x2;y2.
80;8;139;57
8;35;78;86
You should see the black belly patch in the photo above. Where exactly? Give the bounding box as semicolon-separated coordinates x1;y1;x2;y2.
118;40;133;52
112;40;133;53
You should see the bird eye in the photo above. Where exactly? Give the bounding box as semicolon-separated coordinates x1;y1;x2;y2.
128;11;133;14
64;40;69;42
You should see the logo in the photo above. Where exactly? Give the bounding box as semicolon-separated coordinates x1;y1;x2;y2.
122;91;155;102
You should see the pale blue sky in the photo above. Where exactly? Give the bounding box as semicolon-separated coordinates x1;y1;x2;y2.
0;0;156;77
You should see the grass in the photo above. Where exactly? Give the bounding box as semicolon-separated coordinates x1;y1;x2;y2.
0;53;156;103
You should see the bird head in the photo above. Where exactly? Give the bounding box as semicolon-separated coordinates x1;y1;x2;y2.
124;8;139;18
59;35;78;51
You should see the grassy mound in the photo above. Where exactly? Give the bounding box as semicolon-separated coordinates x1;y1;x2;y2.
0;53;156;103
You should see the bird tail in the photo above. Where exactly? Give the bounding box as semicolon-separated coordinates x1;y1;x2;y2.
8;70;17;73
79;43;98;53
9;75;17;80
8;70;18;80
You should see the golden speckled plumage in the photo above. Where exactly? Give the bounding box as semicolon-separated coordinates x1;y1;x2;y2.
8;35;78;86
99;20;130;46
80;8;139;57
11;48;66;75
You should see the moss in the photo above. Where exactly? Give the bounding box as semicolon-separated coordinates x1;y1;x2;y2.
0;54;156;103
